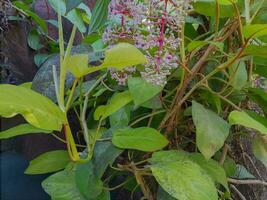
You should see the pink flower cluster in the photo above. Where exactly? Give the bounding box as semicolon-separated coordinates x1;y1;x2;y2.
103;0;193;86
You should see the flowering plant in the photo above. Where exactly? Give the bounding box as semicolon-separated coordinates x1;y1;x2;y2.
1;0;267;200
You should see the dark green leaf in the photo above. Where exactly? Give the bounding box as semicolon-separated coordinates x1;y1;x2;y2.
66;0;84;13
88;0;110;34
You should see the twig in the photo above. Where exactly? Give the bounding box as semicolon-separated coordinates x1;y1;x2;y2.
228;178;267;186
230;184;246;200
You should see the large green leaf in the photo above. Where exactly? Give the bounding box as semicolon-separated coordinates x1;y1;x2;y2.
112;127;168;152
229;110;267;135
42;170;86;200
25;150;70;174
0;84;66;131
189;153;229;191
150;151;218;200
128;77;163;106
252;136;267;167
193;0;240;18
109;106;131;128
0;124;51;139
94;91;132;120
192;101;230;160
88;0;110;34
243;24;267;39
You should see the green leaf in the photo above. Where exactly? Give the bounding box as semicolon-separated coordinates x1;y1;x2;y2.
74;43;147;75
66;54;89;78
157;187;176;200
189;153;229;191
252;135;267;167
233;164;255;179
25;150;70;174
187;40;224;52
13;1;48;33
0;124;51;139
92;129;122;178
0;84;66;131
66;0;84;13
75;163;103;199
88;0;110;34
101;43;147;68
128;77;162;106
229;61;248;91
150;151;218;200
229;110;267;135
193;0;240;18
27;29;43;50
244;45;267;57
247;88;267;114
192;101;230;160
109;106;131;128
42;170;86;200
112;127;168;152
243;24;267;39
48;0;86;33
94;91;132;120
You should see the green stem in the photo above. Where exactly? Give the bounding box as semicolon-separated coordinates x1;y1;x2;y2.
59;26;77;110
66;79;79;111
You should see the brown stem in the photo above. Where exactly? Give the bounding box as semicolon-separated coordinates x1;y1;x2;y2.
228;178;267;186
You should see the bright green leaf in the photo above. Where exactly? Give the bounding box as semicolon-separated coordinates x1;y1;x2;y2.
25;150;70;174
74;43;147;76
229;110;267;135
0;84;66;131
112;127;168;152
128;77;162;106
0;124;51;139
66;54;89;78
193;0;240;18
192;101;230;160
243;24;267;39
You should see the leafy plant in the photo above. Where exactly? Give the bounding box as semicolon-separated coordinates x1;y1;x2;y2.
1;0;267;199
